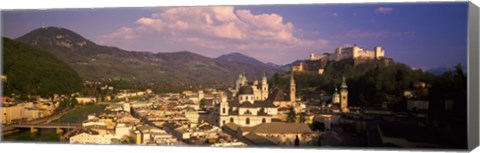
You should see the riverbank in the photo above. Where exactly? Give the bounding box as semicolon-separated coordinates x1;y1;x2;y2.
54;104;106;123
2;104;107;142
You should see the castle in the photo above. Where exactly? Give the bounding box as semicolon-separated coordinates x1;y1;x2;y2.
309;44;385;62
293;44;385;73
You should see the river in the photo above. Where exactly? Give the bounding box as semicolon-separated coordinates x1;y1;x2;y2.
2;104;106;142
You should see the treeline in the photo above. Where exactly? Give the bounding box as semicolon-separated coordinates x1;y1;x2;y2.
3;37;82;100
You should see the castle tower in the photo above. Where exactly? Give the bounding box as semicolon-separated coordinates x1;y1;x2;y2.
290;73;296;104
374;46;385;59
261;72;269;100
340;76;349;112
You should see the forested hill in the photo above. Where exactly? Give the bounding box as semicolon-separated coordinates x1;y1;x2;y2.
3;37;82;99
269;58;466;111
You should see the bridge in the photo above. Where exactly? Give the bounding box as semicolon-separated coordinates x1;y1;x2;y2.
10;123;82;134
11;123;81;129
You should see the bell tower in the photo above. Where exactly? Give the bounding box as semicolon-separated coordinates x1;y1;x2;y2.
261;72;269;100
290;73;296;104
340;76;349;112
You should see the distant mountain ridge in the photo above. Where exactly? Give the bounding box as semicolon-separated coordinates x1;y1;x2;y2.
216;52;264;65
15;27;282;84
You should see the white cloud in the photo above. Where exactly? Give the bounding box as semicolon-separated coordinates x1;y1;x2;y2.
98;6;328;62
99;27;139;43
375;7;393;15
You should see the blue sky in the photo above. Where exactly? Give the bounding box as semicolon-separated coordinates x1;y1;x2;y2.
2;2;468;69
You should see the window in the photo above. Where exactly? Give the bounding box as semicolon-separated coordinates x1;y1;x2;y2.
223;120;226;125
230;118;234;123
222;108;226;114
262;118;266;123
246;118;250;125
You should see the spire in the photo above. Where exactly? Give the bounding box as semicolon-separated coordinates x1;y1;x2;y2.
340;76;348;89
262;72;267;83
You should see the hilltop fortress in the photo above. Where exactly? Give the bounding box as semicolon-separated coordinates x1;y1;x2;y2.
293;44;387;73
310;44;385;62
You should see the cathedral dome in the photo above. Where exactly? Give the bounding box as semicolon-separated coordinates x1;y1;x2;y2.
238;86;254;95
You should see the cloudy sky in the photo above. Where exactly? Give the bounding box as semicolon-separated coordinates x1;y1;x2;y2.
2;2;468;69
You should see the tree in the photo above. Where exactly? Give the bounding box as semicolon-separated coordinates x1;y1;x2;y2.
120;135;136;144
299;112;307;123
287;106;296;123
199;98;207;109
70;96;79;107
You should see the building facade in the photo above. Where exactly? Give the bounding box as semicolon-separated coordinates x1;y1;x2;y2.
219;84;277;127
232;73;269;101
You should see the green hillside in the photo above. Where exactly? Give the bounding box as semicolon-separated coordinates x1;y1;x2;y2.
3;37;82;99
271;58;466;111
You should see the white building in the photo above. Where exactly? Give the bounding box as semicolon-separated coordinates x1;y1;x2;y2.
69;132;117;144
2;102;56;124
310;44;385;62
218;84;277;127
76;97;97;104
231;73;269;101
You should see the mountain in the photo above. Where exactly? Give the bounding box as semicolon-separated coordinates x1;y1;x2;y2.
265;62;282;69
15;27;281;85
3;37;82;98
216;52;266;66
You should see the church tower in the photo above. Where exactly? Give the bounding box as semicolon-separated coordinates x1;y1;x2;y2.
290;73;296;104
261;72;269;100
340;76;349;112
235;73;243;91
332;88;340;104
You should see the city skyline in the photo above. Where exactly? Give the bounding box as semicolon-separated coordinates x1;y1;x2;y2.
1;1;473;149
2;2;468;69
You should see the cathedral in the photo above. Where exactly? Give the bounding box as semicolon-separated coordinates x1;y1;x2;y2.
217;73;277;127
232;72;269;101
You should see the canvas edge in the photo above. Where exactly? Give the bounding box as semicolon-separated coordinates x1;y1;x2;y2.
468;1;479;151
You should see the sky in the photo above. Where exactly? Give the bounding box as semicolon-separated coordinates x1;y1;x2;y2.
2;2;469;69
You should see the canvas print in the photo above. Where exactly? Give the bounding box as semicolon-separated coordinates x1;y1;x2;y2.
1;2;470;150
